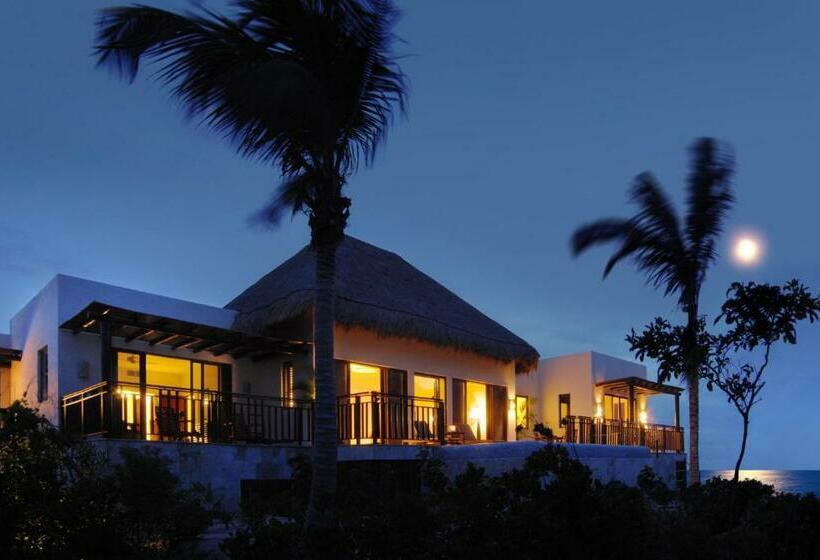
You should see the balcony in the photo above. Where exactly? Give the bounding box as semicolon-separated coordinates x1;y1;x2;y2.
62;381;313;445
61;383;444;446
564;415;684;453
338;392;445;445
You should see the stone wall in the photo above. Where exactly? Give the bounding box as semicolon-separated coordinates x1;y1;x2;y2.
92;439;684;512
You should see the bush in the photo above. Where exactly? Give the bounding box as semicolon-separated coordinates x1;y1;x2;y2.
0;401;223;559
221;446;820;560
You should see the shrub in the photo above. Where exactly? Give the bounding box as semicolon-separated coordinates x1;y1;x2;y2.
221;446;820;560
0;401;223;559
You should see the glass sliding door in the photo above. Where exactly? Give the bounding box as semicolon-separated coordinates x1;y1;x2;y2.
413;373;445;441
452;379;508;441
114;351;223;442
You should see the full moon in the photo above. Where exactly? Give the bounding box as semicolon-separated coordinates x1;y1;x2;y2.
733;236;762;267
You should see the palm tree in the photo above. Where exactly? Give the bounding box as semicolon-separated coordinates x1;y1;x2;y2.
94;0;406;527
571;138;734;485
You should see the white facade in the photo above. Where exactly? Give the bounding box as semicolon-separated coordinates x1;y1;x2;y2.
515;351;664;437
2;275;519;441
5;275;297;425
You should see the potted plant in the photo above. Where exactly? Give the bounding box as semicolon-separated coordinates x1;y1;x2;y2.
533;422;554;441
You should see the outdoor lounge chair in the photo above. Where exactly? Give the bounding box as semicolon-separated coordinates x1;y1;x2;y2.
455;423;477;443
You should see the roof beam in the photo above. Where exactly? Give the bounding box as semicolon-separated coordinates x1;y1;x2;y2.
212;344;241;357
149;333;181;347
190;340;222;354
124;328;152;343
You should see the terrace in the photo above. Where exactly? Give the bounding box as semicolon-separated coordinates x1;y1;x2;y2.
564;376;684;453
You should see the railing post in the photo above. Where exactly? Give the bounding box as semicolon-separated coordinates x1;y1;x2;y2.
438;399;445;445
355;395;361;445
371;392;380;443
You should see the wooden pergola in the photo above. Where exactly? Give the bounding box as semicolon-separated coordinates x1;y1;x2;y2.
0;346;22;366
596;376;683;427
61;301;310;384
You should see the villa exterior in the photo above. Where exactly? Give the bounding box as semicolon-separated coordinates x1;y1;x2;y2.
0;236;682;464
516;351;683;454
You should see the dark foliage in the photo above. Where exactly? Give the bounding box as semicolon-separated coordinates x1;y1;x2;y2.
570;138;733;310
629;280;820;479
0;401;222;559
221;445;820;560
94;0;407;238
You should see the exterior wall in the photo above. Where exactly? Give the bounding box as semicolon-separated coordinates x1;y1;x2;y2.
91;440;683;513
93;439;307;512
516;351;653;438
10;277;60;420
516;352;595;437
0;364;11;408
7;275;298;425
434;442;683;488
334;326;517;441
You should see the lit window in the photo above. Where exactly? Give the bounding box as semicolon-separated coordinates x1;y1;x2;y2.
145;354;190;389
515;395;529;428
348;362;382;394
282;361;294;400
414;373;445;401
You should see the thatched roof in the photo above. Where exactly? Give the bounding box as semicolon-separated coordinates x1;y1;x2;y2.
226;236;539;372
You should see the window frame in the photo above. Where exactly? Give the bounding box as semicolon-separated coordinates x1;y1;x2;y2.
113;347;224;394
515;394;529;428
37;346;48;402
413;372;446;401
558;393;571;427
281;361;294;401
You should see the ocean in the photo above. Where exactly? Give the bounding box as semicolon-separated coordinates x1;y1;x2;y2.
701;470;820;495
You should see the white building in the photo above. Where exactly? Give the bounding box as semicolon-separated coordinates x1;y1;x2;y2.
0;236;681;454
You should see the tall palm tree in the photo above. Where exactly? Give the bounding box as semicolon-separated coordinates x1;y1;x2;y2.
571;138;734;485
94;0;406;527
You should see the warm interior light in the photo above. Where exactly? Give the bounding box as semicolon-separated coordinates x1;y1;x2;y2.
465;381;487;439
594;405;603;418
639;410;648;424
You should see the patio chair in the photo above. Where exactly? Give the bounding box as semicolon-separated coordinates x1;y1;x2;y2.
455;423;477;443
155;407;183;441
413;420;433;440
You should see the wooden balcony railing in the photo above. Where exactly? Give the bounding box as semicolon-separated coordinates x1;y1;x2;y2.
61;381;313;445
564;415;683;453
337;392;445;445
61;384;445;446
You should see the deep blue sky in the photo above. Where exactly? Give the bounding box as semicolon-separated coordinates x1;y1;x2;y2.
2;1;819;469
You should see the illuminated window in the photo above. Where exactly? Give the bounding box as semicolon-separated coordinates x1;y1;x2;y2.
515;395;529;428
146;354;191;389
349;362;382;394
414;373;445;401
465;381;487;440
203;364;219;391
604;394;629;421
117;352;141;385
559;393;571;426
282;361;294;400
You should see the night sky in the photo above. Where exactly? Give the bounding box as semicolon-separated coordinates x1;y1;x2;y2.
2;1;819;469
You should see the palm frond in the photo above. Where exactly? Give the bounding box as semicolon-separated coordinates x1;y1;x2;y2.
250;169;322;228
572;172;686;297
96;1;407;223
685;137;735;271
571;218;631;256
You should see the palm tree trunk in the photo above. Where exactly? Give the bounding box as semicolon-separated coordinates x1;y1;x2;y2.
686;302;700;486
733;414;749;482
687;376;699;485
305;240;338;530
